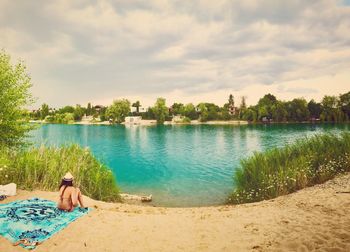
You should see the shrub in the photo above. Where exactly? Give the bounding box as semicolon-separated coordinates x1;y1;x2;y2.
45;115;55;123
182;117;191;123
0;144;121;202
228;132;350;204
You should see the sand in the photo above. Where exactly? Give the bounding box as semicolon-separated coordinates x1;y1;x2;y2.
1;173;349;252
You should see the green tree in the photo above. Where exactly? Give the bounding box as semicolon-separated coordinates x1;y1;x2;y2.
58;105;75;114
339;91;350;120
240;96;246;110
320;95;340;122
258;106;269;120
227;94;236;119
198;103;208;122
106;99;131;123
152;98;169;124
86;102;92;116
40;103;49;120
286;98;310;122
0;51;34;148
307;99;322;119
73;104;84;121
99;106;107;121
243;107;258;122
183;103;198;120
142;107;156;120
221;104;231;120
30;109;41;120
44;115;55;122
206;103;220;120
132;101;141;113
271;101;288;122
228;94;234;106
171;103;184;116
239;96;247;119
257;93;277;120
63;113;75;124
91;106;96;116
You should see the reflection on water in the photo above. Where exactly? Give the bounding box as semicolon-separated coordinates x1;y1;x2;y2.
30;123;349;207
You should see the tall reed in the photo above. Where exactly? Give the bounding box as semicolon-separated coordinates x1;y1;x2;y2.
0;144;120;202
228;132;350;204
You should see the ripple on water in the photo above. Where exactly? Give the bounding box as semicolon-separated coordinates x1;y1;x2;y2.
30;123;350;207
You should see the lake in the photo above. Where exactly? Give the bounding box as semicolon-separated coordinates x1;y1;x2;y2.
30;123;349;207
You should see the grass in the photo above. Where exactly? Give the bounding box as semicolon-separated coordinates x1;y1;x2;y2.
228;132;350;204
0;144;121;202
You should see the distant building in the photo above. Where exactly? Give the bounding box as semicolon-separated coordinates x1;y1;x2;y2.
125;116;142;124
94;105;104;113
228;105;237;116
130;106;147;113
172;115;184;123
261;117;272;123
82;115;94;122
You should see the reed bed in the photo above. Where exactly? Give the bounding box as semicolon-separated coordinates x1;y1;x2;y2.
228;132;350;204
0;144;120;202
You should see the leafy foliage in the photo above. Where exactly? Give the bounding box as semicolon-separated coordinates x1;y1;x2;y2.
86;102;92;116
183;103;198;120
132;101;141;113
153;98;169;124
106;99;131;123
29;91;350;123
228;133;350;204
0;51;35;148
73;104;84;121
198;103;208;122
0;144;121;202
40;103;49;120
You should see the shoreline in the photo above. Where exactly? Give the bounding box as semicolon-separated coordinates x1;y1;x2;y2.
30;119;248;126
1;172;349;251
30;119;350;127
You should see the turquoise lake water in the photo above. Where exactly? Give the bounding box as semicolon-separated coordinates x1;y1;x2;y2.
30;123;349;207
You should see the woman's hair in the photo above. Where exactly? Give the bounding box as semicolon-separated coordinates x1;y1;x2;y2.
59;179;73;189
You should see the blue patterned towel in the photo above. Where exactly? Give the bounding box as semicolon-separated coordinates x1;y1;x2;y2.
0;197;90;249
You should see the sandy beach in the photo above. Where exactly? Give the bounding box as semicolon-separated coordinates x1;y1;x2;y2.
0;173;349;252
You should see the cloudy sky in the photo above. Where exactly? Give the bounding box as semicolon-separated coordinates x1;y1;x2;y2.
1;0;350;108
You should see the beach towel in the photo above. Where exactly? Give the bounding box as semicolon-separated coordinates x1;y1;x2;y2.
0;197;90;249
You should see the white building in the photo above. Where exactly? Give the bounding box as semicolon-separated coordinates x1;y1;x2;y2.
125;116;142;124
172;115;184;123
131;106;148;113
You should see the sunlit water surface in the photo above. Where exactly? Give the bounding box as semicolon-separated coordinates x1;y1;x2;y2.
30;123;349;207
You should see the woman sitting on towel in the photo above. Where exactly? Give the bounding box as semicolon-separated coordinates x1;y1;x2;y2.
57;172;85;211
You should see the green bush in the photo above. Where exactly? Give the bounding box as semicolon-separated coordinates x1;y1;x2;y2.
228;132;350;204
0;144;121;202
44;115;55;122
182;117;191;123
63;113;75;124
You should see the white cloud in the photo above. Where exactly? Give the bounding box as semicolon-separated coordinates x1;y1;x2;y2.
155;46;186;60
0;0;349;108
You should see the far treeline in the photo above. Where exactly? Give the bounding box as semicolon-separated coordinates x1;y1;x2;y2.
30;92;350;124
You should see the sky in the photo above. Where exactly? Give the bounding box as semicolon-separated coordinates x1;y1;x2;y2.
1;0;350;108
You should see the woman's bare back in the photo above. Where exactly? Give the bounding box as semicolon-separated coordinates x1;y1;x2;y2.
57;186;85;211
